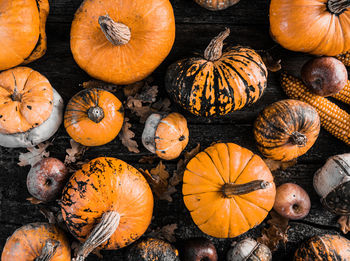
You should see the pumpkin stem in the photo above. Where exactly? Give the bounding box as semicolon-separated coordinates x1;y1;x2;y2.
35;239;59;261
290;131;307;146
328;0;350;14
11;72;22;102
204;28;230;61
87;106;105;123
74;211;120;261
99;15;131;46
222;180;271;197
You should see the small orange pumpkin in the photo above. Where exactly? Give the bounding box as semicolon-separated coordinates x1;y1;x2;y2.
183;143;276;238
0;67;63;148
60;157;154;260
294;234;350;260
70;0;175;85
1;222;71;261
254;99;320;162
142;112;189;160
64;88;124;146
0;0;49;70
194;0;240;11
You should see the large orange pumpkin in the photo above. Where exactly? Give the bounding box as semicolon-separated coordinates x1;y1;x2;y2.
165;28;267;117
0;0;49;70
183;143;276;238
60;157;154;260
64;88;124;147
270;0;350;56
70;0;175;85
1;222;71;261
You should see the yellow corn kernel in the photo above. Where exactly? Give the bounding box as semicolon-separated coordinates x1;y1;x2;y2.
336;51;350;66
333;80;350;105
281;73;350;146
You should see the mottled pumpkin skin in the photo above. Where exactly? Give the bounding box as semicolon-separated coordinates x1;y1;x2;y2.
0;0;49;70
294;234;350;261
1;222;71;261
60;157;154;250
0;67;53;134
254;99;320;162
64;88;124;146
155;112;189;160
194;0;240;11
183;143;276;238
71;0;175;85
270;0;350;56
166;46;267;117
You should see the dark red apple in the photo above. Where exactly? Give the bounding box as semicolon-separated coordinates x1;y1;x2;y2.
181;238;218;261
301;57;347;97
273;183;311;220
27;157;69;202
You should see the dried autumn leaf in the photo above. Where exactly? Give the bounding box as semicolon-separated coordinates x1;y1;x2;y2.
338;215;350;234
18;141;52;167
152;98;171;113
257;210;289;251
139;155;158;164
39;207;57;224
118;117;139;153
264;158;297;172
147;224;178;243
26;197;44;205
123;77;154;97
81;80;118;93
141;161;169;198
64;139;88;165
260;51;282;72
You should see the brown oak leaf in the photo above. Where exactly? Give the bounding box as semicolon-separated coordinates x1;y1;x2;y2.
264;158;297;172
64;139;88;166
257;210;289;251
118;117;139;153
139;155;158;164
338;215;350;234
152;98;171;113
141;161;169;199
147;224;178;243
81;80;119;93
18;141;52;167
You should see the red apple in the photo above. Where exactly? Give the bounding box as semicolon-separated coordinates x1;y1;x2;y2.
27;157;69;202
181;238;217;261
273;183;311;220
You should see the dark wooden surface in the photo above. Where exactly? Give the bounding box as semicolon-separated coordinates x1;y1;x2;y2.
1;0;350;260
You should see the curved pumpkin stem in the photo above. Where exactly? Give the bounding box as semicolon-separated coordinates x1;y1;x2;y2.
35;239;59;261
11;72;22;102
328;0;350;14
74;211;120;261
204;28;230;61
290;131;307;146
222;180;271;197
99;15;131;46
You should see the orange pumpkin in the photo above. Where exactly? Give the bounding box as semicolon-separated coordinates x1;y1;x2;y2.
60;157;154;260
270;0;350;56
194;0;240;11
183;143;276;238
0;67;63;148
64;88;124;146
254;99;320;162
70;0;175;85
294;234;350;260
1;222;71;261
0;0;49;70
142;112;189;160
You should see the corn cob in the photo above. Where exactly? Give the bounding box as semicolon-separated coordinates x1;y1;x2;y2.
281;73;350;146
336;51;350;66
333;80;350;105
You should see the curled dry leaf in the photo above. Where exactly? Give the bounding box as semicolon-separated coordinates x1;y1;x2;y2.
260;51;282;72
26;197;44;205
147;224;178;243
118;117;140;153
81;80;119;93
257;210;289;251
139;155;158;164
152;98;171;113
123;76;154;97
141;161;169;199
39;206;58;224
64;139;88;166
264;158;297;172
18;141;52;167
338;215;350;234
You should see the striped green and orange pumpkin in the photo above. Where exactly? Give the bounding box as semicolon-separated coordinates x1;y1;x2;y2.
60;157;154;260
165;28;267;117
254;99;320;162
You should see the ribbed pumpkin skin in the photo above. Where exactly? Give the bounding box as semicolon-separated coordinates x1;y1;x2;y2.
60;157;154;250
155;112;189;160
270;0;350;56
294;234;350;260
183;143;276;238
254;99;320;162
1;222;71;261
64;88;124;146
166;46;267;117
194;0;240;11
71;0;175;85
0;67;53;134
0;0;49;70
